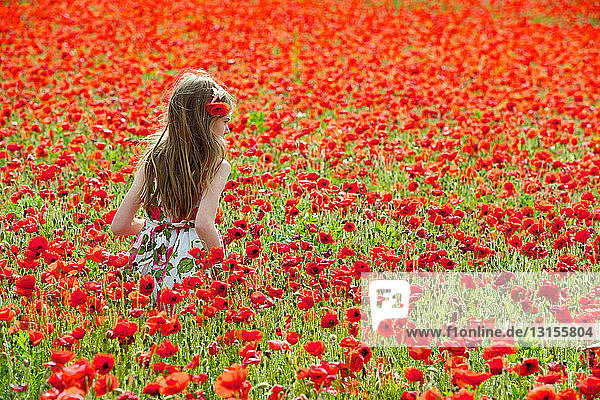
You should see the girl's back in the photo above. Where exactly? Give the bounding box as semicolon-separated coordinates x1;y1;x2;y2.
144;169;200;223
111;70;234;301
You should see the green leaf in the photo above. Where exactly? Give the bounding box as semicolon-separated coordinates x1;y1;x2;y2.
177;258;195;275
16;330;29;356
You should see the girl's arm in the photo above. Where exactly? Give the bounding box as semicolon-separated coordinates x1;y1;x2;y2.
195;159;231;253
111;166;146;236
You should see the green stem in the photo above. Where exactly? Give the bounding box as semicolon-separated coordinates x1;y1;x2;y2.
0;322;15;386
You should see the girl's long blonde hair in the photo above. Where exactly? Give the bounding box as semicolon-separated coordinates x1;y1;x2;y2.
134;70;235;221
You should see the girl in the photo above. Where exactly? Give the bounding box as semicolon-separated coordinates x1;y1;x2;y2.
110;70;234;299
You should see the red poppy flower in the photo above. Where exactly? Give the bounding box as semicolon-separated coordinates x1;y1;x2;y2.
402;391;418;400
69;287;88;308
452;369;492;389
250;291;267;305
297;296;314;310
485;356;505;375
286;331;299;345
29;330;44;346
15;274;36;297
418;387;443;400
557;388;577;400
407;346;432;362
213;296;229;310
240;329;263;342
142;382;160;396
317;230;335;244
160;315;182;336
481;342;517;360
214;364;250;399
50;387;85;400
145;312;168;335
268;384;285;400
343;221;356;232
183;354;202;370
210;280;228;297
526;385;556;400
116;390;139;400
61;358;96;391
356;344;372;363
208;246;225;264
206;102;230;117
50;349;75;365
94;374;119;397
245;242;261;259
28;235;48;254
352;260;370;278
0;306;16;322
320;312;339;329
516;358;540;377
158;372;191;396
405;367;424;382
156;339;179;358
339;336;360;348
345;307;362;323
303;340;326;357
159;288;182;305
575;228;592;243
139;275;155;296
267;340;291;351
347;350;364;373
550;305;574;323
578;376;600;398
307;366;329;385
377;319;395;338
203;304;218;318
71;327;86;340
111;319;138;339
536;372;563;384
152;362;168;374
93;353;115;375
443;356;468;375
538;283;561;303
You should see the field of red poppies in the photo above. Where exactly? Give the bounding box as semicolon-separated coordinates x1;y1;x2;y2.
2;0;600;398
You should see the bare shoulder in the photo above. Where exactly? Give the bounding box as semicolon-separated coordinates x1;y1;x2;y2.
219;159;232;174
206;159;230;193
132;162;147;187
199;159;231;200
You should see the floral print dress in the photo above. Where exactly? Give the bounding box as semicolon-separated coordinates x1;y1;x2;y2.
125;183;218;299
